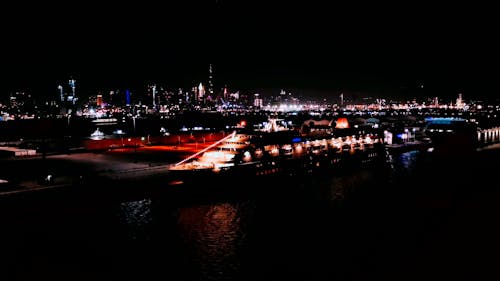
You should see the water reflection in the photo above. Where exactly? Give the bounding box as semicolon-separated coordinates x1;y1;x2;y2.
119;199;153;240
114;151;424;279
327;170;375;201
177;201;253;280
4;147;498;280
303;167;380;204
395;151;420;173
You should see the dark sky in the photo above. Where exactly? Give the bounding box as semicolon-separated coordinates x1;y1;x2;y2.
1;2;498;101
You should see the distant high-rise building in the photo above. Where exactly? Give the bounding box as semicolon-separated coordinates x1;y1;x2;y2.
125;90;131;105
208;64;214;96
456;93;464;109
96;94;103;107
109;90;114;105
68;78;77;104
57;85;64;102
151;85;157;106
254;94;263;108
198;83;205;99
192;86;199;101
433;97;439;107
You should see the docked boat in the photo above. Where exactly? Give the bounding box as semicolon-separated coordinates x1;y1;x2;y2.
167;118;386;184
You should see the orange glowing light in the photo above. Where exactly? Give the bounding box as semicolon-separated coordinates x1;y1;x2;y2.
335;118;350;129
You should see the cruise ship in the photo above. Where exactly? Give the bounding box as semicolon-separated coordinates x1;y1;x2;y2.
168;119;385;184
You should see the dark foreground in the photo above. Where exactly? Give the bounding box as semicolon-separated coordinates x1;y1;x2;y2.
1;148;499;281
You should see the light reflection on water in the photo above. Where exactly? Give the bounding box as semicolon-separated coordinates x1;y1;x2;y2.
6;148;499;280
118;199;255;280
327;170;376;201
119;198;152;240
299;169;381;205
115;151;422;279
394;151;420;173
176;201;254;280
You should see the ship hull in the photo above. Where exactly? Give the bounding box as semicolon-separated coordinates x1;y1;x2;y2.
167;144;386;186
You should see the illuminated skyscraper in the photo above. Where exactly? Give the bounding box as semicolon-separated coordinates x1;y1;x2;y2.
198;82;205;99
96;94;103;107
125;90;131;105
109;90;114;105
152;85;157;106
208;64;214;96
58;85;64;102
456;93;464;109
433;97;439;107
192;86;198;101
254;94;263;108
68;78;77;104
223;86;228;100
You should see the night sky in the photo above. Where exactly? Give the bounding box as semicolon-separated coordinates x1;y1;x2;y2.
1;2;498;101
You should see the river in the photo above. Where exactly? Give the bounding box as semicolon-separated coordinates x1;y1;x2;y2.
1;148;499;280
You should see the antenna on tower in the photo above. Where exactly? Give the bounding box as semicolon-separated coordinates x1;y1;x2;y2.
208;64;214;96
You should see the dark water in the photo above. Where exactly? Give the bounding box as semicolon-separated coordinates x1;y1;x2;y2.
1;149;500;280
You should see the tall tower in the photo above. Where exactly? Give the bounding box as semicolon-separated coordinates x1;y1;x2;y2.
208;64;214;96
68;78;76;104
57;85;64;102
152;85;157;107
198;83;205;100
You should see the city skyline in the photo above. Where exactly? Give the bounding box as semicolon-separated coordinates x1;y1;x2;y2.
1;2;498;100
